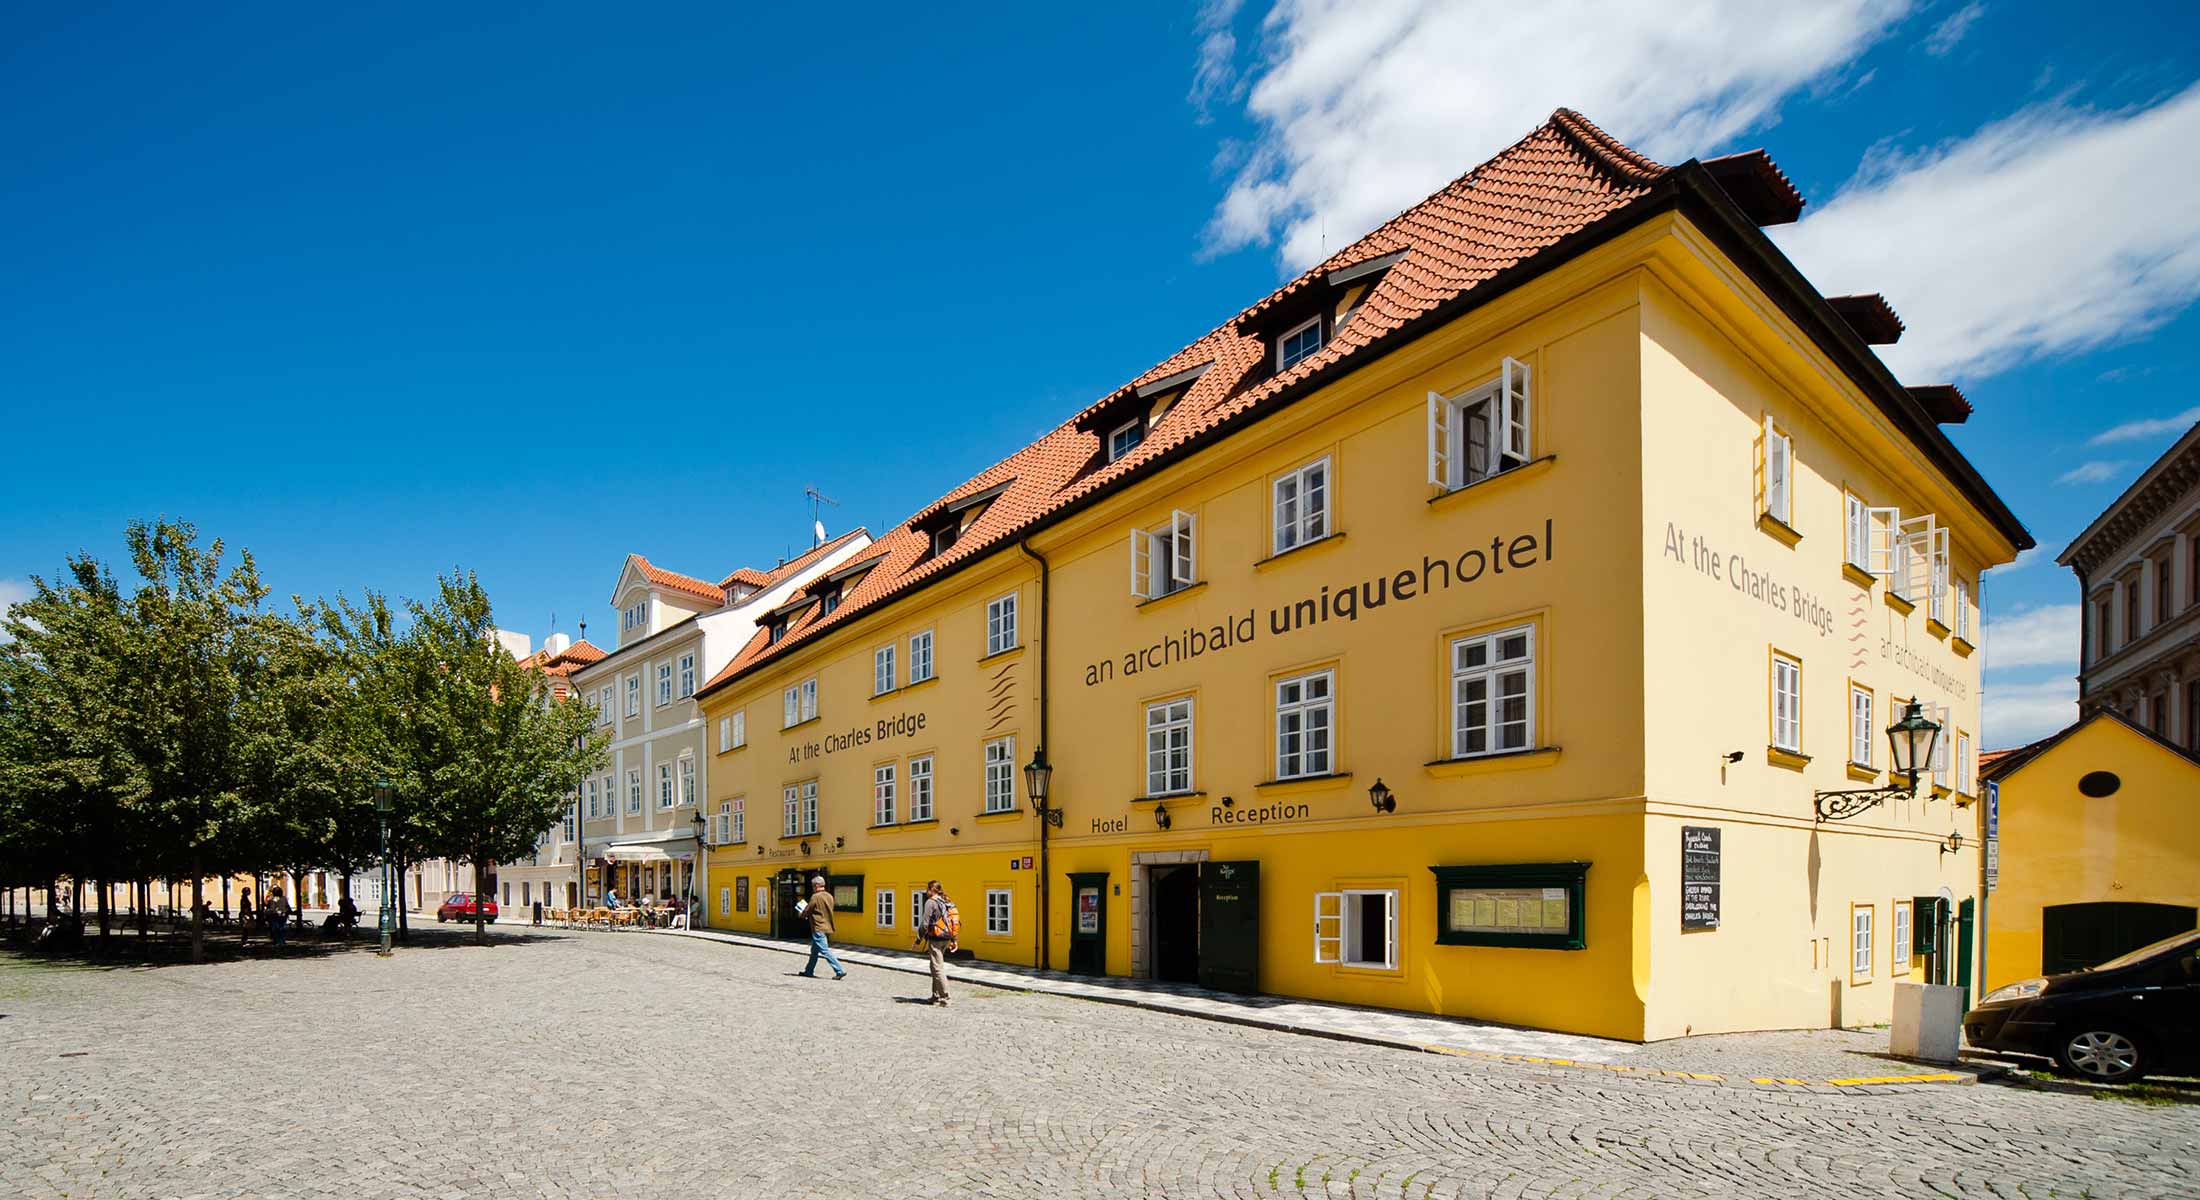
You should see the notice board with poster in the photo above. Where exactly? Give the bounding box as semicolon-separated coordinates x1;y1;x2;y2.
1681;825;1720;930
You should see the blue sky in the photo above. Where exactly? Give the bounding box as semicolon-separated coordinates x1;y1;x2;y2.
4;2;2197;744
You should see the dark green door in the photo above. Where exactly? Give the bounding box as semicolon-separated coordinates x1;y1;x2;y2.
1067;872;1107;976
1955;897;1976;1009
1198;860;1259;994
2043;902;2198;975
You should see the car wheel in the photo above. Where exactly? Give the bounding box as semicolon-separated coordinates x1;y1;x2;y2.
2056;1027;2146;1084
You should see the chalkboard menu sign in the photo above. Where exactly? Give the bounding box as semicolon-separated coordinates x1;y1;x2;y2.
1681;825;1720;930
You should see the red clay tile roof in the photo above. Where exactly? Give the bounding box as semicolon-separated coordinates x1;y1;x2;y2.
714;530;869;594
698;109;1678;699
629;555;726;607
519;638;608;678
719;567;773;590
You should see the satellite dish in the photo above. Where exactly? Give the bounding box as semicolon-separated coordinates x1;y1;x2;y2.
813;519;827;546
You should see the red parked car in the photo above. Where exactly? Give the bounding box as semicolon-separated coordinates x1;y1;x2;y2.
436;892;498;923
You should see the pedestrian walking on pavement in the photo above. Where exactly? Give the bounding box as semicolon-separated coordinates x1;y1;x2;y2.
914;881;959;1007
266;887;291;949
797;875;846;980
238;891;254;947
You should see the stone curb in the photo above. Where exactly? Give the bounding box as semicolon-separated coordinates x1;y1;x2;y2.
645;925;1986;1093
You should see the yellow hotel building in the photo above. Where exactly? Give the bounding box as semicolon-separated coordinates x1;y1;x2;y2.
691;110;2031;1041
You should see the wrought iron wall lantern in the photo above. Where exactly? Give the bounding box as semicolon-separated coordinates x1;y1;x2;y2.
1154;804;1171;831
1939;830;1966;857
1813;700;1942;823
1367;778;1396;814
1024;747;1062;828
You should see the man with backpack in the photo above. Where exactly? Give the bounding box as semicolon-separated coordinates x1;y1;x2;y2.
914;880;958;1007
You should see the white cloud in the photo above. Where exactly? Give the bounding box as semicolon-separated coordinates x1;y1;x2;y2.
1189;1;1248;124
1920;1;1984;56
2054;460;2127;485
1982;602;2078;669
2090;405;2200;445
1202;0;1912;267
0;578;29;646
1775;84;2200;380
1983;676;2077;746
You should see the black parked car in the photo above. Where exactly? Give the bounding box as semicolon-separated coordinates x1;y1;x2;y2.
1965;928;2200;1084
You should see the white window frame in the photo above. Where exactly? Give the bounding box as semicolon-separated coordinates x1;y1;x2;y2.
657;762;675;810
873;762;896;825
656;662;674;707
1427;358;1530;491
1130;509;1197;600
908;755;934;821
718;715;733;753
1930;702;1951;788
1107;418;1142;462
1276;314;1323;372
1313;890;1397;969
1145;697;1194;796
719;886;731;917
1954;578;1972;641
726;795;744;844
598;685;614;727
1956;731;1972;795
983;736;1016;813
1762;415;1792;526
910;890;926;931
678;653;695;699
875;887;895;929
678;755;696;808
782;785;800;838
909;630;935;683
1449;625;1534;759
985;887;1012;936
986;592;1019;655
586;777;599;820
1275;669;1334;780
1891;901;1911;976
1849;685;1874;768
1272;458;1330;554
874;644;896;696
625;674;640;718
1844;492;1870;570
1772;654;1802;754
626;769;642;815
801;779;818;835
783;678;818;728
1852;905;1874;981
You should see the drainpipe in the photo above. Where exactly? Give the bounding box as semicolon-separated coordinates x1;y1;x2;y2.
1019;538;1051;972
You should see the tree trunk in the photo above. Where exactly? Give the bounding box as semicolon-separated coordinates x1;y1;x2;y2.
97;880;111;945
136;881;148;939
471;856;487;945
395;856;410;942
189;866;205;964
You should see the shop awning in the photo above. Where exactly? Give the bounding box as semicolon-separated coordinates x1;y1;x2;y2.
602;844;674;863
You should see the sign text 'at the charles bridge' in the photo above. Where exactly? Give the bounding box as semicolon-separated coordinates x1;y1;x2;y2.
1081;520;1557;688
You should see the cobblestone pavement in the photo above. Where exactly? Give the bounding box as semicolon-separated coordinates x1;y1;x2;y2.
3;931;2193;1199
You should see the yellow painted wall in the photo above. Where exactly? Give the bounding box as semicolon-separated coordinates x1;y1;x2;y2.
1980;717;2200;990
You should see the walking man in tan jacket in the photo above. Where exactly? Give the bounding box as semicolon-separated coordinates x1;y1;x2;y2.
797;876;846;980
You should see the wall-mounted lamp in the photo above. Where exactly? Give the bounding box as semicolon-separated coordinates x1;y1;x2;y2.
1939;830;1966;857
1367;778;1396;814
1023;747;1063;828
949;826;960;837
1723;751;1745;764
1814;701;1943;823
1154;804;1171;831
1220;795;1235;808
800;840;810;856
756;845;764;856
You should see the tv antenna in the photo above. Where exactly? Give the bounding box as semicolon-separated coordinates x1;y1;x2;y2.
805;485;839;547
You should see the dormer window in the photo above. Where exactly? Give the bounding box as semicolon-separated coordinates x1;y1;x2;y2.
623;599;649;632
1107;418;1143;462
766;620;786;645
1278;315;1324;372
931;525;958;556
820;590;841;617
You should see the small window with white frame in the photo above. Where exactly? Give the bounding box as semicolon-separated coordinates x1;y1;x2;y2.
1145;697;1193;795
1762;415;1793;527
1956;730;1972;794
1844;492;1870;571
875;888;895;929
1272;459;1330;554
1930;702;1951;788
1276;315;1323;372
1427;358;1531;492
658;762;674;809
1130;509;1197;600
625;674;641;718
678;755;696;807
1313;889;1397;969
873;762;896;825
1450;625;1533;759
1771;653;1802;754
1849;685;1873;768
1851;904;1874;983
986;593;1019;655
873;644;896;696
985;887;1012;936
1953;578;1972;641
1275;669;1334;780
909;630;934;683
678;654;696;698
782;785;800;837
586;777;599;820
1891;900;1911;976
723;796;743;844
599;685;614;726
909;890;925;931
983;737;1016;813
626;769;643;815
783;678;818;727
908;755;934;821
801;779;818;835
656;662;674;707
1107;418;1142;462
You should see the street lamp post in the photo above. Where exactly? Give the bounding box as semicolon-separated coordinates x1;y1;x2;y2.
373;779;394;957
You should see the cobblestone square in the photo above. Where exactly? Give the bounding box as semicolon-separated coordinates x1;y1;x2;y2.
3;929;2193;1199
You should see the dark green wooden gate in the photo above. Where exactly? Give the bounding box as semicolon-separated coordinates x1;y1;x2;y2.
2043;902;2197;975
1198;860;1259;994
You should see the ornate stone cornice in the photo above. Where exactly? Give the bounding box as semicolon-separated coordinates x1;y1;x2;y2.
2063;425;2200;578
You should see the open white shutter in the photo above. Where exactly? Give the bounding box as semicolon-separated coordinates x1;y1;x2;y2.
1897;514;1937;599
1381;893;1397;968
1866;506;1900;577
1501;357;1531;462
1314;892;1343;963
1172;510;1196;586
1762;414;1788;523
1129;527;1152;599
1427;392;1453;488
1928;525;1951;620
